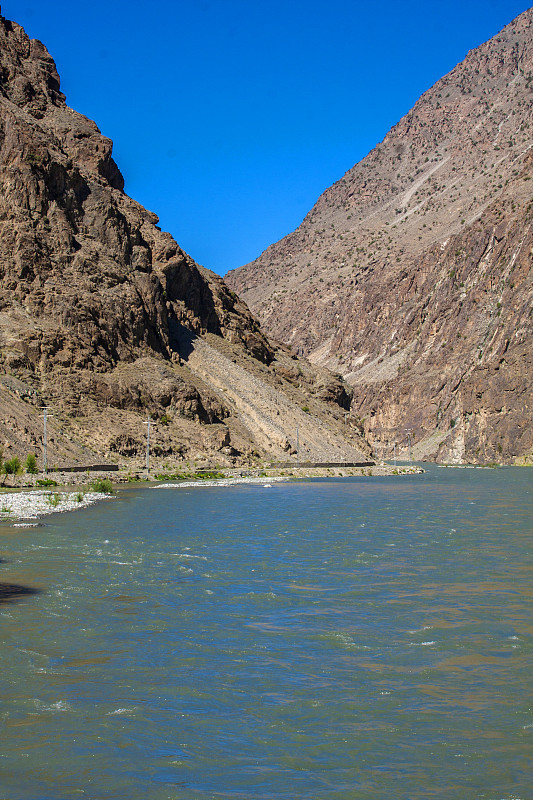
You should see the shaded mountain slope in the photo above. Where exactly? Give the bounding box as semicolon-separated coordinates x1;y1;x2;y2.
227;9;533;464
0;11;369;469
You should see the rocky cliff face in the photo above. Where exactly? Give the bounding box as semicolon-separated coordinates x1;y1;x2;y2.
228;9;533;465
0;10;370;469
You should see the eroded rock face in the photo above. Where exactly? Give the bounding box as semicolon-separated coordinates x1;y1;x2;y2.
227;9;533;464
0;17;271;376
0;10;369;468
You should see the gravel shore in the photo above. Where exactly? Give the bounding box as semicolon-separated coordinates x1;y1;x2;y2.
154;476;289;489
0;490;114;523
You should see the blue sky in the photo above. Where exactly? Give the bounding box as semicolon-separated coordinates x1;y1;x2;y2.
3;1;531;275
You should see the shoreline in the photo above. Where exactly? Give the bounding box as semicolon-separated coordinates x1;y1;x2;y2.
0;464;424;523
153;464;424;488
0;462;423;490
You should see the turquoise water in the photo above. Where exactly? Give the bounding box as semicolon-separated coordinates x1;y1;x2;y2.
0;466;532;799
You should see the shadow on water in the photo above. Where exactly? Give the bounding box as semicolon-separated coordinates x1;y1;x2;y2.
0;583;40;604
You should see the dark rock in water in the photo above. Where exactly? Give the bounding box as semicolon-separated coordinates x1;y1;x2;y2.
0;582;40;603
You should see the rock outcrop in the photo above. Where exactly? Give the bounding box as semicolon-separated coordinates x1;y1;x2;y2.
228;9;533;464
0;10;370;469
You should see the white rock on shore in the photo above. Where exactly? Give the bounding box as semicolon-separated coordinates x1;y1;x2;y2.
0;490;113;522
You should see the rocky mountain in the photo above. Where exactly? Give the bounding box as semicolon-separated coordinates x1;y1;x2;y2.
227;9;533;465
0;9;370;470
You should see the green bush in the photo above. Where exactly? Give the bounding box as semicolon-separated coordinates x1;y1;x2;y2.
25;453;38;474
36;478;58;487
89;478;114;494
47;492;61;507
4;456;22;476
154;470;225;482
197;470;225;480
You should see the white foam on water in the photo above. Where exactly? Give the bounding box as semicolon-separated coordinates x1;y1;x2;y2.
173;553;208;560
33;699;72;712
12;522;40;528
107;707;137;716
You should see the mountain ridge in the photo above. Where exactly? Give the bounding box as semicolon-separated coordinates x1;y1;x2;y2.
227;8;533;464
0;9;370;470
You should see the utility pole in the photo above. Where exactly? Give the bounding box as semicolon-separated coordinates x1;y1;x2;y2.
41;407;51;472
393;441;397;466
296;426;299;468
405;429;412;462
143;417;154;474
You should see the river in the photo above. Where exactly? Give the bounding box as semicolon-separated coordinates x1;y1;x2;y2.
0;465;531;799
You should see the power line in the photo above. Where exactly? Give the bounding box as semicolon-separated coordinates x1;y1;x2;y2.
405;429;413;462
142;417;155;474
40;407;52;473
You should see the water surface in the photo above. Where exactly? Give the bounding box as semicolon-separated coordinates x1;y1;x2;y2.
1;466;531;799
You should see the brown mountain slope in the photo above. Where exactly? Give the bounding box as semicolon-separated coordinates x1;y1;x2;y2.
227;9;533;464
0;11;369;469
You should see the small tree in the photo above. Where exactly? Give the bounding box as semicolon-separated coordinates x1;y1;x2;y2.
25;453;38;474
4;456;22;476
89;478;114;494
